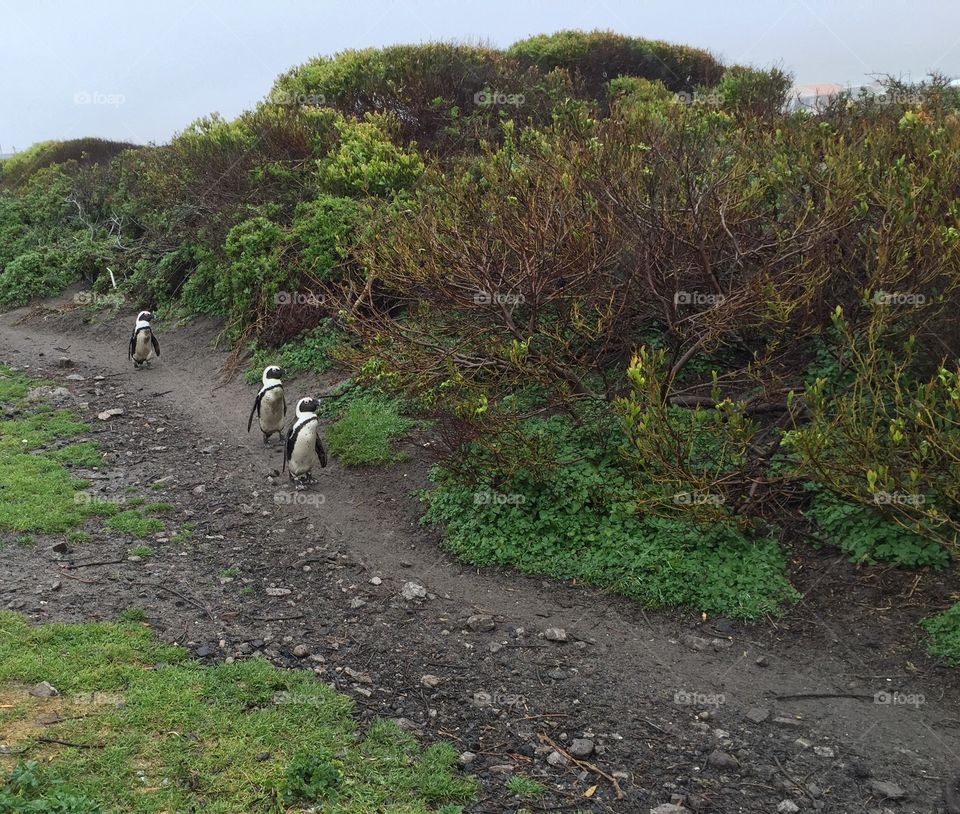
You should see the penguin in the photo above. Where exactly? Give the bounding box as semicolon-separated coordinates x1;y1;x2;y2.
128;310;160;368
283;397;327;488
247;365;287;444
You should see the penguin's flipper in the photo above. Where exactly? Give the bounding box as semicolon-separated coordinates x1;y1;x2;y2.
128;331;135;360
247;391;263;433
316;435;327;468
151;334;161;357
283;428;293;473
282;393;287;416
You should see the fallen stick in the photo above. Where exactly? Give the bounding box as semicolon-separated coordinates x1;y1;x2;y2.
775;692;875;701
538;733;624;799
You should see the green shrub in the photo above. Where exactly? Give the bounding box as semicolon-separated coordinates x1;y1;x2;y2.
0;246;73;308
292;195;361;277
921;603;960;665
244;320;347;383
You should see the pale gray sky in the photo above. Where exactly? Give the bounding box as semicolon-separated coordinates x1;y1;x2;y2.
2;0;959;151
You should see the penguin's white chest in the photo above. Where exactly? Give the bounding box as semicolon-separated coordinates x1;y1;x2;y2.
259;388;284;433
134;329;154;361
289;421;319;476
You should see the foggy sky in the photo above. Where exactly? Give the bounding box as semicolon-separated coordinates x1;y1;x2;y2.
2;0;959;151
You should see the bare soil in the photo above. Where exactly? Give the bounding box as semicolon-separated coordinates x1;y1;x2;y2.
1;291;958;814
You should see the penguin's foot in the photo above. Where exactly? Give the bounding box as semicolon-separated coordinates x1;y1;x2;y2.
262;433;270;445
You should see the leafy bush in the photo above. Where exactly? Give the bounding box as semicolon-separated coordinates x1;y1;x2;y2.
423;413;798;619
715;65;792;118
0;246;72;308
292;194;361;277
244;320;347;383
921;603;960;665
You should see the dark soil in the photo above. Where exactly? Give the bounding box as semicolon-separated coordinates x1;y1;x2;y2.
1;291;958;814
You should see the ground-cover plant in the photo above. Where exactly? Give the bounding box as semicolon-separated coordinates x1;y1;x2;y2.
0;613;476;813
325;391;418;467
921;603;960;666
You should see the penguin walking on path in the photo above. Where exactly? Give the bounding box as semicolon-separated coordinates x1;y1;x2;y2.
248;365;287;444
283;397;327;488
128;310;160;369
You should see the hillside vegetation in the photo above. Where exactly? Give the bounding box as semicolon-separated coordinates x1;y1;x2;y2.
1;32;958;634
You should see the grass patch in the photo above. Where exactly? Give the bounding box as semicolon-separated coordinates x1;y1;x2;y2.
0;613;476;812
423;414;799;620
127;546;154;559
143;502;173;514
506;775;546;797
67;531;91;544
116;608;147;623
325;393;417;467
105;511;164;539
244;321;346;384
921;603;960;666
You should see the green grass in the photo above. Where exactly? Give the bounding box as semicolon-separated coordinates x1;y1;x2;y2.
127;546;154;559
220;569;239;579
506;776;546;797
116;608;147;623
325;394;417;467
67;531;92;544
921;603;960;666
0;369;109;533
0;613;476;813
105;511;164;539
144;502;173;514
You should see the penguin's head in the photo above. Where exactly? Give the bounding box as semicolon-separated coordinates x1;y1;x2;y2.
295;397;319;416
137;310;153;323
263;365;286;383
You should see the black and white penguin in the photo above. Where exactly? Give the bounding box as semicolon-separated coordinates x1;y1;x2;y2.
283;397;327;487
247;365;287;444
128;310;160;368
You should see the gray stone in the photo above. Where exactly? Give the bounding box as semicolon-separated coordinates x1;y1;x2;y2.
745;707;769;723
866;780;906;800
544;627;568;642
292;644;309;658
546;750;568;767
813;745;834;758
458;751;476;766
420;674;442;688
467;614;495;632
569;738;595;757
777;801;800;814
772;716;803;728
680;634;711;651
401;581;427;601
265;587;291;596
650;805;690;814
707;750;739;770
29;681;59;698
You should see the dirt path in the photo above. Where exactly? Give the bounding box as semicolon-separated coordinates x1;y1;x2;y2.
1;293;958;813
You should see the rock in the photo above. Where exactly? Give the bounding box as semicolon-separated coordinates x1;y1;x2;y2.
27;386;72;402
401;581;427;601
487;763;514;774
192;485;205;495
29;681;59;698
265;587;291;596
127;555;143;563
681;633;711;651
393;717;422;733
569;738;595;757
50;581;61;592
866;780;906;800
710;638;733;650
97;408;124;421
745;707;769;723
772;716;803;728
546;750;568;767
344;667;372;684
813;745;834;758
349;597;366;609
777;801;800;814
544;627;568;642
65;374;85;381
458;751;477;766
57;357;74;368
793;738;812;750
51;542;69;554
369;576;382;585
292;645;309;658
420;674;442;688
239;503;254;515
755;655;769;667
467;614;495;632
650;805;690;814
707;750;739;771
193;644;214;658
